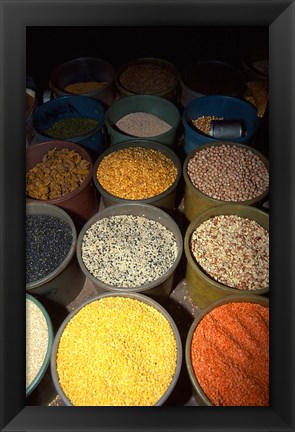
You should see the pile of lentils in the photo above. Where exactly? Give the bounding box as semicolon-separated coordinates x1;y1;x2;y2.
116;112;172;137
26;148;90;200
44;117;98;139
26;298;49;389
81;215;178;287
26;214;73;284
191;302;269;406
119;63;177;94
187;144;269;202
96;147;178;200
56;296;177;406
64;81;107;94
190;215;269;290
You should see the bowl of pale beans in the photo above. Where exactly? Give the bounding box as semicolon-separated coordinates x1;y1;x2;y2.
183;141;269;222
50;292;182;406
26;294;54;397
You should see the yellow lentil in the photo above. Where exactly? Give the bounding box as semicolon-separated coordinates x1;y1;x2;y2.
56;297;177;406
64;81;108;94
96;147;178;200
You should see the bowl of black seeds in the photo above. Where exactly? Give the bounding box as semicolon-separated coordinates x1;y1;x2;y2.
26;202;86;306
76;203;183;302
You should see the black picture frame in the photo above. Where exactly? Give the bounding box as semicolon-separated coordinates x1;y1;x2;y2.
1;1;294;431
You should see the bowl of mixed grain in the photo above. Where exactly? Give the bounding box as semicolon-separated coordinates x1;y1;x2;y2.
51;292;182;406
104;94;181;147
93;140;182;211
76;203;183;302
183;141;269;222
185;294;269;406
26;293;54;397
184;204;269;309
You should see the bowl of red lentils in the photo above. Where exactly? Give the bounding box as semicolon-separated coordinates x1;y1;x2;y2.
26;293;54;397
76;203;183;302
51;292;182;406
183;141;269;222
184;204;269;309
185;294;269;406
93;140;182;211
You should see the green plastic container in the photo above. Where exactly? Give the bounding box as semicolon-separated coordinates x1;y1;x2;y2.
26;293;54;397
183;142;269;222
104;94;181;148
76;203;183;302
26;202;85;306
185;294;269;405
93;140;182;211
184;204;269;309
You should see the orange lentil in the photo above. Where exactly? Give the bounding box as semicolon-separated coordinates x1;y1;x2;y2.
191;302;269;406
64;81;107;94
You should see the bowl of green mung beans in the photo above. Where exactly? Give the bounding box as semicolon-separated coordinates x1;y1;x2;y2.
51;292;182;406
76;203;183;302
26;293;54;397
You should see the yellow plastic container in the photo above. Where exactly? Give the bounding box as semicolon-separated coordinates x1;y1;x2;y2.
184;204;269;309
183;141;269;222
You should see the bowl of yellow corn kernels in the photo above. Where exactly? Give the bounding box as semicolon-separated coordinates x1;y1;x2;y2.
50;292;182;406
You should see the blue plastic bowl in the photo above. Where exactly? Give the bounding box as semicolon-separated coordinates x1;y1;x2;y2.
182;95;260;155
32;95;105;159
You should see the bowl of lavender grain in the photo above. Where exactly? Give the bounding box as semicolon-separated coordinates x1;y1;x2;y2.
104;94;181;147
76;203;183;302
26;293;54;397
184;204;269;309
93;140;182;211
183;141;269;222
185;294;269;406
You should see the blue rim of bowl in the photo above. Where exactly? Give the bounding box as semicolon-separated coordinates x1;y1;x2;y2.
26;293;54;397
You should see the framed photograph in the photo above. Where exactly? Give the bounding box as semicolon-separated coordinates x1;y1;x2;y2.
1;1;294;431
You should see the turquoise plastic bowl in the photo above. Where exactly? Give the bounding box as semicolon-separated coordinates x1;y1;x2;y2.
182;95;260;155
26;293;54;397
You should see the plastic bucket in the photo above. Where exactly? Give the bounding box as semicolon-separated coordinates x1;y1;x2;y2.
26;293;54;397
184;204;269;309
185;294;269;405
104;94;181;148
49;57;116;108
76;203;183;302
180;60;246;108
32;95;105;160
93;140;182;211
115;57;180;102
26;140;99;230
51;292;182;406
26;202;85;306
182;95;260;155
183;141;269;222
